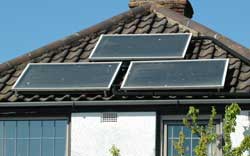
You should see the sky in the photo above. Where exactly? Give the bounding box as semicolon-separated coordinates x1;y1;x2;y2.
0;0;249;63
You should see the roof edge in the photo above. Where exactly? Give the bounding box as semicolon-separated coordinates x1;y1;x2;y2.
150;3;250;60
0;99;250;107
0;4;151;73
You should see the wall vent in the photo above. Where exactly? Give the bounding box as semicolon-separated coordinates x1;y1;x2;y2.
101;112;117;122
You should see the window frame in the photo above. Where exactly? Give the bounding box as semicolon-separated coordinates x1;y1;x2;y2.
160;115;223;156
0;116;70;156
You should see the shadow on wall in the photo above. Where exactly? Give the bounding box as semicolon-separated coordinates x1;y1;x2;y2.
243;126;250;154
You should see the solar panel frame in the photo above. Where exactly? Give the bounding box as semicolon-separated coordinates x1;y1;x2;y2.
12;62;122;92
89;33;192;61
121;59;229;90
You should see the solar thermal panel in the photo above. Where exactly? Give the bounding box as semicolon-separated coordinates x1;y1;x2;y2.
89;33;192;61
121;59;229;90
12;62;122;92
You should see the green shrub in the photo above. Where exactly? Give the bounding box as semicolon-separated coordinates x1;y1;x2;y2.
174;103;250;156
109;145;120;156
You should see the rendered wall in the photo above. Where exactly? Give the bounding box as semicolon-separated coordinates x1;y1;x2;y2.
231;111;250;155
71;112;156;156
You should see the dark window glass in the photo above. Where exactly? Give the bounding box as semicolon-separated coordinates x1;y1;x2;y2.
42;139;54;156
173;125;182;138
167;124;198;156
42;121;55;138
55;120;67;138
17;139;28;156
167;138;172;156
165;122;217;156
5;121;16;138
0;119;67;156
183;127;191;138
0;122;3;138
0;139;3;156
29;139;41;156
184;139;191;155
30;121;42;138
17;121;29;138
55;139;66;156
5;139;15;156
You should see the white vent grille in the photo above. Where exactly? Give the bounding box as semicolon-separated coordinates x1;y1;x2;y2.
101;112;117;122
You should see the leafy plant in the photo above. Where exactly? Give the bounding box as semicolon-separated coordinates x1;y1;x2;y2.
174;131;185;156
109;144;120;156
223;103;250;156
174;103;250;156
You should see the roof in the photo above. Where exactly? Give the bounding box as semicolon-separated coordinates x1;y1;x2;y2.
0;3;250;103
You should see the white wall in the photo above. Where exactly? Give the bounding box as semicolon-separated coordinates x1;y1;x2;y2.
231;111;250;155
71;112;156;156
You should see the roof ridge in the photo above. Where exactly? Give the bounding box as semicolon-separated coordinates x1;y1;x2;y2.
0;4;151;73
149;3;250;60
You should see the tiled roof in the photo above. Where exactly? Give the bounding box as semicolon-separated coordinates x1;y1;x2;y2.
0;4;250;103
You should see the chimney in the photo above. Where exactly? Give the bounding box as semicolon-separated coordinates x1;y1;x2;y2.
129;0;194;18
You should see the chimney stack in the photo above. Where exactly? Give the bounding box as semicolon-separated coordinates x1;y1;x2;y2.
129;0;194;18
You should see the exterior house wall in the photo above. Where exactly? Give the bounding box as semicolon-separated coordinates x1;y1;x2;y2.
231;111;250;155
71;112;156;156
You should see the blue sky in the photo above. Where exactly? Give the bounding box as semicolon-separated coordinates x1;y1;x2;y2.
0;0;249;63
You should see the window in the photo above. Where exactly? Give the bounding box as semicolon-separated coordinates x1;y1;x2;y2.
166;122;199;156
161;116;222;156
0;119;68;156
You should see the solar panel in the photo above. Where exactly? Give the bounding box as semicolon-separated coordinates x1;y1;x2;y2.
89;33;192;61
121;59;229;90
13;62;122;92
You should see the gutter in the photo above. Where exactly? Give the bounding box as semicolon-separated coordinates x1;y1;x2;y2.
0;99;249;107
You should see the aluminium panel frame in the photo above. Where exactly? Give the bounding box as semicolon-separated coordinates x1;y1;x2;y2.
88;33;192;61
12;62;122;92
120;59;229;90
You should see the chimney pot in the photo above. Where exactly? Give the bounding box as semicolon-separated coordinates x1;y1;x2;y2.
129;0;194;18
